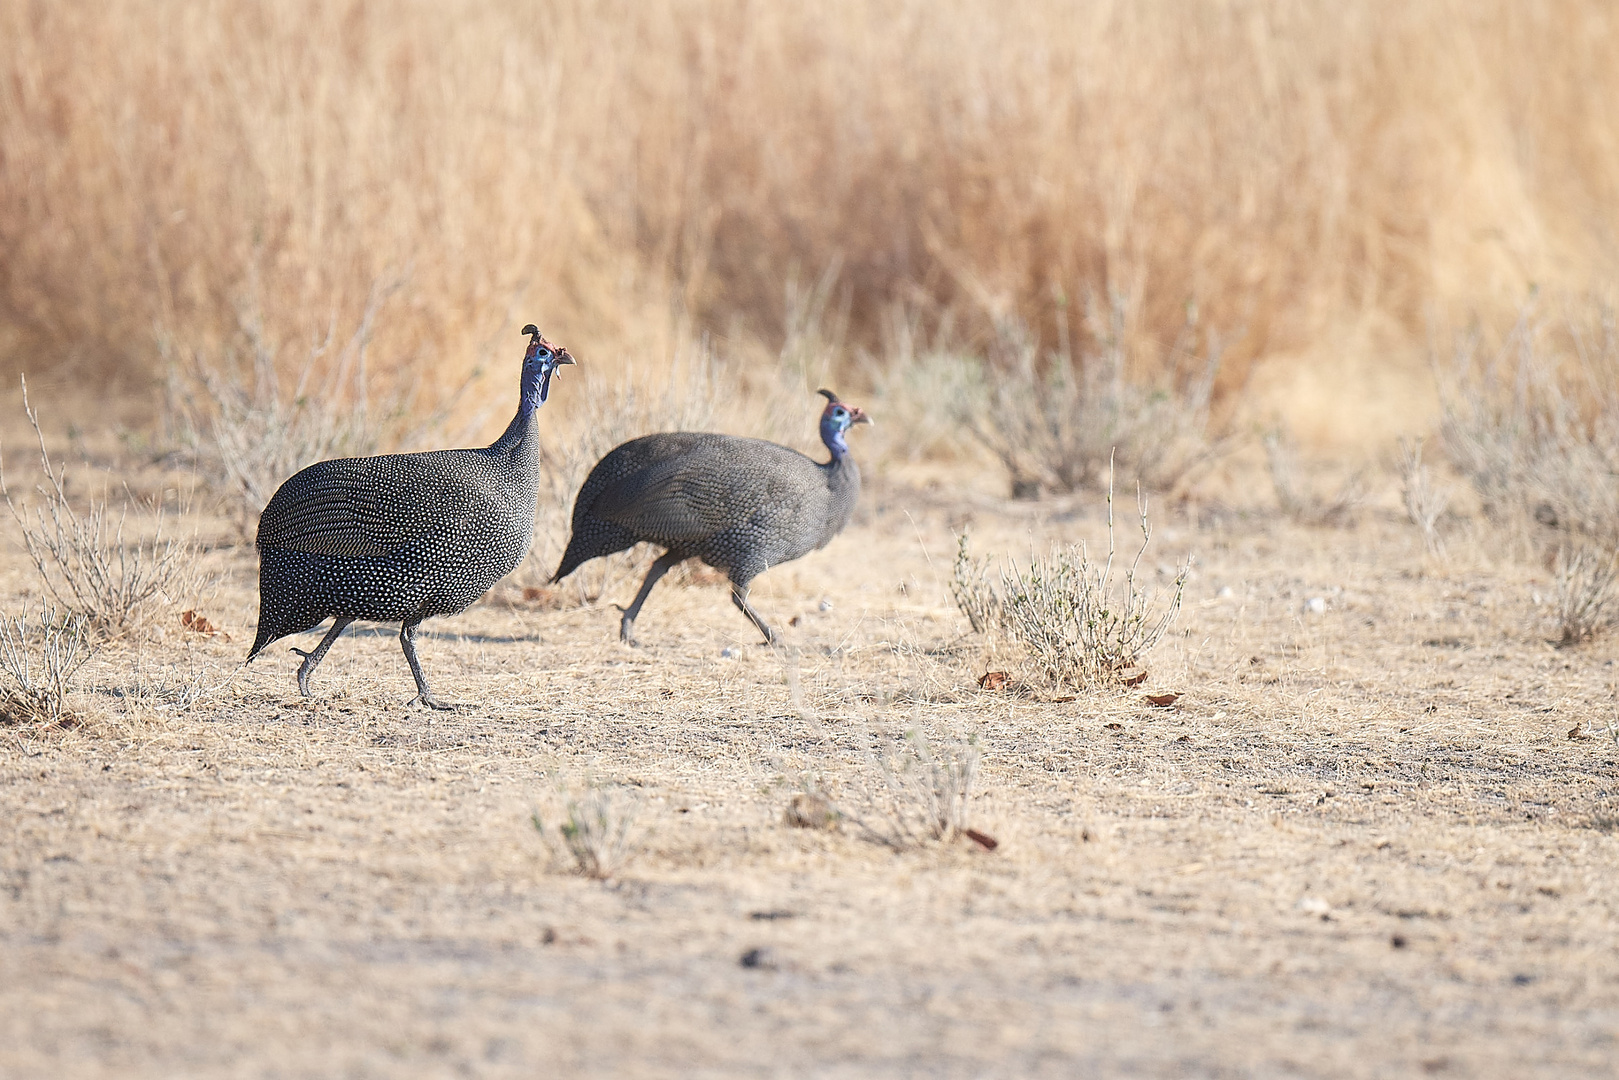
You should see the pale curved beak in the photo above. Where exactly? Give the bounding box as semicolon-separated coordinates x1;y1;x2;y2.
850;406;873;425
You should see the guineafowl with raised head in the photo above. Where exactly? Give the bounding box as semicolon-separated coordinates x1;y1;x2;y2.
247;325;576;707
551;389;871;646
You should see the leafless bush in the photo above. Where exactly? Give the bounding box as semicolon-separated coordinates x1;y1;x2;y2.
1398;437;1451;555
954;290;1234;497
1550;542;1619;647
2;380;206;640
162;283;405;531
0;602;95;728
839;726;982;850
1263;431;1365;526
954;476;1188;688
532;783;644;880
1438;299;1619;544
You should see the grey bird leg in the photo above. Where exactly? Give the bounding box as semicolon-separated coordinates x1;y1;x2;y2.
290;617;354;698
618;551;683;646
400;620;453;710
730;581;777;645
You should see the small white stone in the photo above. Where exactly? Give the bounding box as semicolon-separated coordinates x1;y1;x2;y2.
1216;586;1234;599
1303;596;1326;615
818;598;833;612
1297;896;1331;916
720;646;741;659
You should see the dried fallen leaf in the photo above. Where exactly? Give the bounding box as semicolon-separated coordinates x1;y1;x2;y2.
519;586;566;610
1046;694;1077;704
1103;722;1124;731
179;610;216;634
1146;692;1180;708
1568;724;1592;741
963;828;999;851
1117;666;1148;686
978;671;1011;691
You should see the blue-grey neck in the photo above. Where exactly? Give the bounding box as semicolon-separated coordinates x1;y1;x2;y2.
821;416;851;461
520;362;548;416
491;356;548;457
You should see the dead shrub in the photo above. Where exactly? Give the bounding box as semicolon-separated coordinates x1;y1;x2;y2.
1438;299;1619;544
1550;541;1619;647
838;726;983;850
1264;431;1365;526
1397;437;1451;555
2;380;207;640
1439;299;1619;642
0;601;95;729
161;281;424;533
954;474;1189;689
532;782;644;880
951;291;1234;497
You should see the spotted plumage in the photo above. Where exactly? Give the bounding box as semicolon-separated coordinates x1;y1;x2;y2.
551;389;871;645
246;325;575;707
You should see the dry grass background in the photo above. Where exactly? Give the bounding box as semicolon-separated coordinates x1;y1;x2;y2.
5;1;1619;1076
2;0;1617;444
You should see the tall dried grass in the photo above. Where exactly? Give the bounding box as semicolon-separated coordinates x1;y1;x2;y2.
3;0;1617;443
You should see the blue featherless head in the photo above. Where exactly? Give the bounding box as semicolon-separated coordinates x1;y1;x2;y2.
816;388;871;455
520;323;576;405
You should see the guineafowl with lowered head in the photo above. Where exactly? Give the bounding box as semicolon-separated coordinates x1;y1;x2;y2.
247;325;576;707
551;389;871;645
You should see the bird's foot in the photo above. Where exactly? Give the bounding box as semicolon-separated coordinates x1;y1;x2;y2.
289;647;317;696
410;693;456;712
618;618;642;647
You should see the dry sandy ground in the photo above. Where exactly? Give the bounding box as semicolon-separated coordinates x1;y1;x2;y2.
3;468;1619;1078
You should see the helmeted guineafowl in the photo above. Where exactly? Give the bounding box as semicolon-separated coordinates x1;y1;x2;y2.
246;325;576;707
551;389;871;646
